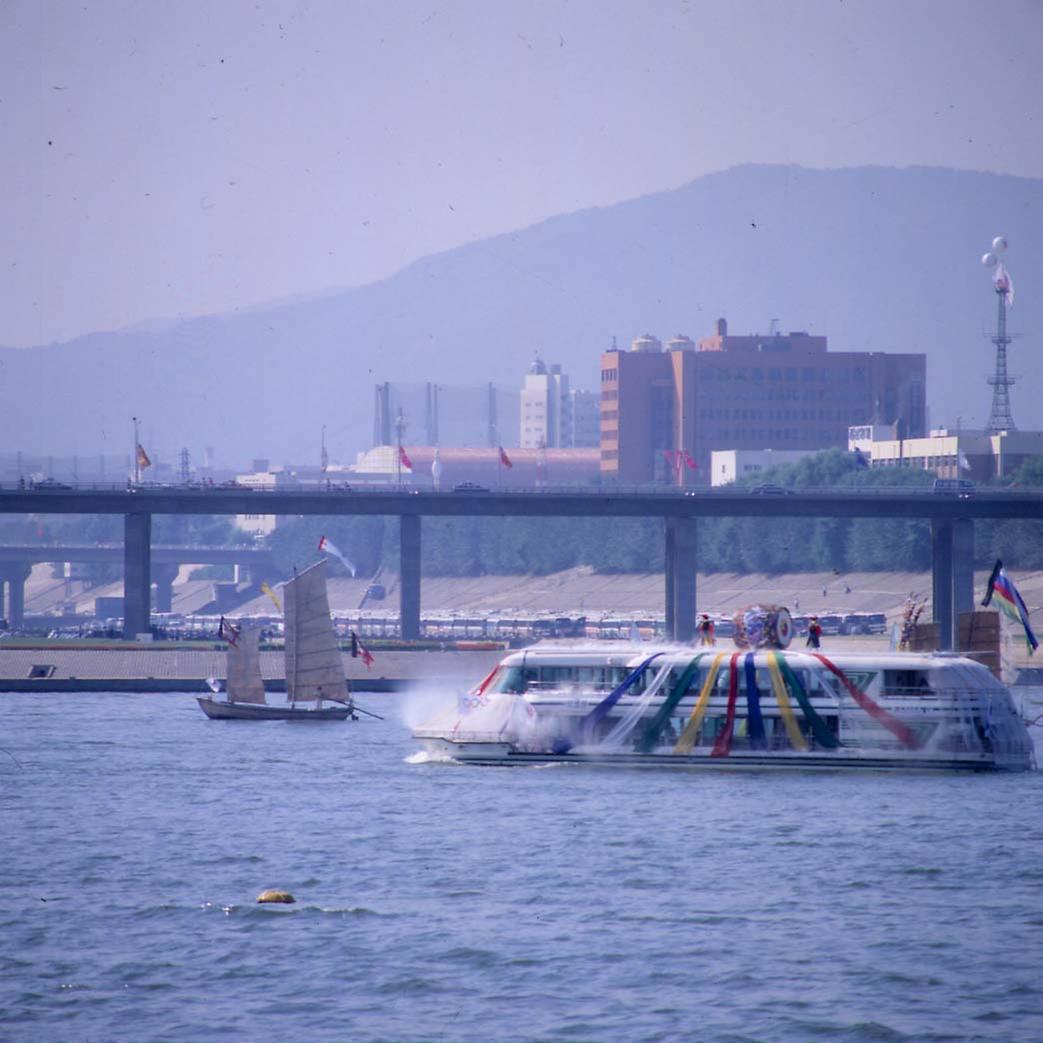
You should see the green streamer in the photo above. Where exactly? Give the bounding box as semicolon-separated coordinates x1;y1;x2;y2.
636;654;705;753
776;656;839;749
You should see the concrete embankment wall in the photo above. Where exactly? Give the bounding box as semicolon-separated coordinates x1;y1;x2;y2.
0;647;505;694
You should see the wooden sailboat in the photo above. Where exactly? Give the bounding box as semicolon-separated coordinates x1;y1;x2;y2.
197;560;356;721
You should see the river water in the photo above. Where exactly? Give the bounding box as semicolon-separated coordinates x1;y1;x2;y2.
2;689;1042;1042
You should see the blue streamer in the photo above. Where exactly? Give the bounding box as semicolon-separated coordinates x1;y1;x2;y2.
576;653;664;745
743;653;767;749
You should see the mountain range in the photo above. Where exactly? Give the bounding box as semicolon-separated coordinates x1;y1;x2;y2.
3;163;1040;466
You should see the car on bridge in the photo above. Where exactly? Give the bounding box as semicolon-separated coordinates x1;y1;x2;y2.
452;482;491;493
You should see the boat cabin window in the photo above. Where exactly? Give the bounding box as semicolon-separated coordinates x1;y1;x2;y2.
883;669;929;692
534;664;627;689
486;665;528;694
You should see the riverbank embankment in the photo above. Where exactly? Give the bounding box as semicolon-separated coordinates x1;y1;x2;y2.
0;646;506;693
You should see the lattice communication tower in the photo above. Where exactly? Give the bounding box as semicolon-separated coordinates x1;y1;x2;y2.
981;236;1016;432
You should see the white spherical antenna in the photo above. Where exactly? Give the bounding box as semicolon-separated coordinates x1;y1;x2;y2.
992;236;1008;252
982;252;998;268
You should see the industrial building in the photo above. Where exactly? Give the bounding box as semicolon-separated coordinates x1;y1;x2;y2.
600;320;927;484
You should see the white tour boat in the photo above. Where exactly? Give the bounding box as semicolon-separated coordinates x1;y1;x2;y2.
413;642;1035;772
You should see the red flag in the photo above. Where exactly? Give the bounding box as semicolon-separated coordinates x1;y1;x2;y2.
398;445;412;469
662;449;676;468
684;450;697;470
499;446;513;469
350;630;374;669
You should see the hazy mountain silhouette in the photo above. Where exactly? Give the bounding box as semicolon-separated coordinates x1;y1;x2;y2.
3;163;1040;465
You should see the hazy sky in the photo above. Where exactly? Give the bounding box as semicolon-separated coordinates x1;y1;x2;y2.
2;0;1041;347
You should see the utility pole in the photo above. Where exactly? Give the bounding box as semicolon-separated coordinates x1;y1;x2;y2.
132;416;140;484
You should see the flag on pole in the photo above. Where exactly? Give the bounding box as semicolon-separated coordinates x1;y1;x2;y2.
136;444;151;470
318;535;357;577
219;615;239;646
958;451;972;472
662;449;676;469
350;629;374;668
982;560;1038;654
499;446;513;469
683;450;697;470
398;445;413;470
260;581;282;612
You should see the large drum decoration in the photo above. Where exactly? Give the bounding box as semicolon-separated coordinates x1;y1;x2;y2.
731;604;794;650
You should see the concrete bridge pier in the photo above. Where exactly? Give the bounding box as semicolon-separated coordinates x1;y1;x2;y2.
932;518;975;651
123;512;152;639
400;514;421;640
665;517;698;642
152;563;179;614
0;563;31;628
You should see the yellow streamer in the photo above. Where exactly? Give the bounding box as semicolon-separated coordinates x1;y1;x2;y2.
767;652;807;751
260;581;282;612
674;652;726;753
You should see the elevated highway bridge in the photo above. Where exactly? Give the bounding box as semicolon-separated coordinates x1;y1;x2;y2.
0;484;1039;646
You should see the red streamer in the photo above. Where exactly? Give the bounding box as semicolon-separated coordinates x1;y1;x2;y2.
711;653;741;757
810;653;918;749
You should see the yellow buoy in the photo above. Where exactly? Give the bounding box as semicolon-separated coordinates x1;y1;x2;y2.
256;889;295;904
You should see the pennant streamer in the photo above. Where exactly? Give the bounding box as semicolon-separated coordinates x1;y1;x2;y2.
766;652;808;750
318;535;357;577
260;581;282;612
675;652;726;752
578;653;664;743
710;653;742;757
636;654;705;753
743;653;767;749
776;656;839;749
810;652;918;748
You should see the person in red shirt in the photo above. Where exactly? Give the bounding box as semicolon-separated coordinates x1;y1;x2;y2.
697;613;716;646
806;616;822;649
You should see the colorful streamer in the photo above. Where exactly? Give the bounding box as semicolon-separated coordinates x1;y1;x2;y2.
982;560;1038;654
743;653;767;749
675;652;726;753
766;652;808;750
810;653;918;749
578;653;664;743
776;656;840;749
711;653;742;757
636;654;705;753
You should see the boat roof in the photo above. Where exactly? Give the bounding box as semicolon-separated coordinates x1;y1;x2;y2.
498;643;997;674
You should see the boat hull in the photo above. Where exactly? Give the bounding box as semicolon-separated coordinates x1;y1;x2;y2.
197;697;352;721
416;737;1008;772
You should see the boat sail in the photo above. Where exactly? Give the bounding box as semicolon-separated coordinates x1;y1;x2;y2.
197;560;354;721
226;626;267;705
284;560;351;706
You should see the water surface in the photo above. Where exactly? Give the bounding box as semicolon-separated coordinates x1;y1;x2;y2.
2;692;1042;1042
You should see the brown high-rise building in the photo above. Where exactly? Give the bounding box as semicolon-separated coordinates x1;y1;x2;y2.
600;319;926;484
